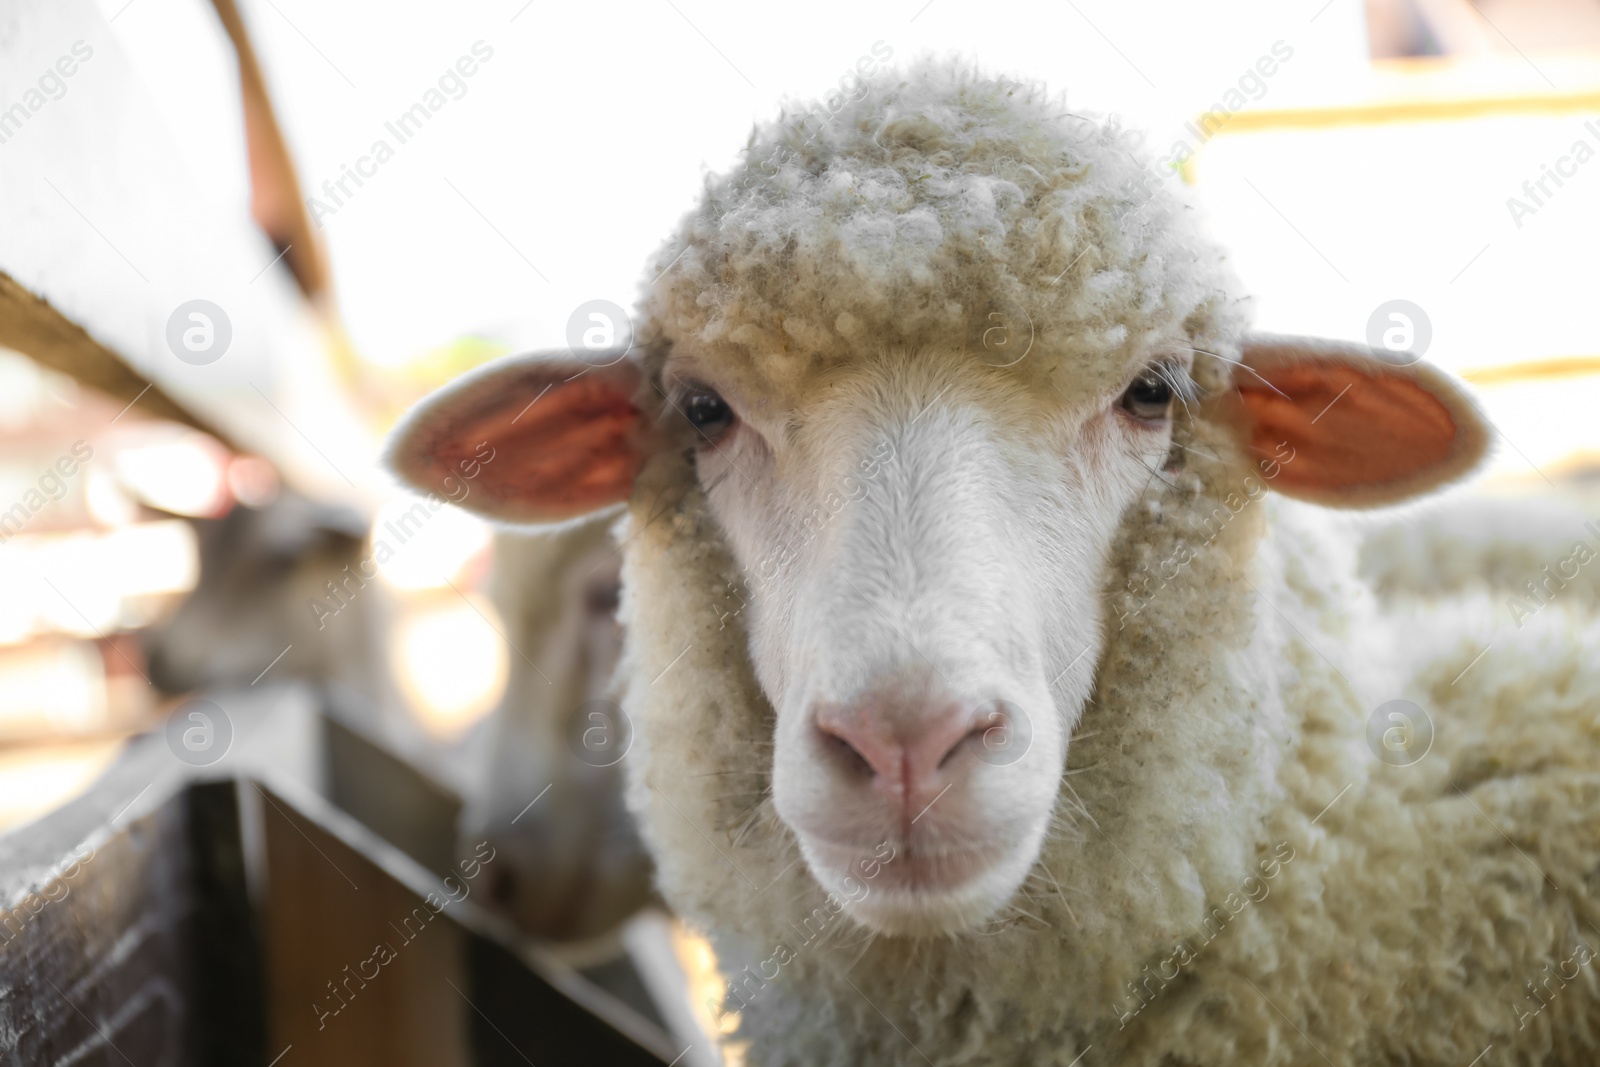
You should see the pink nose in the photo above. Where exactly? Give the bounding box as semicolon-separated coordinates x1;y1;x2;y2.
814;692;990;805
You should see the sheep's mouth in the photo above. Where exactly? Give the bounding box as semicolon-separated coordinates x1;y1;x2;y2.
868;844;994;891
802;836;1025;936
849;858;1028;937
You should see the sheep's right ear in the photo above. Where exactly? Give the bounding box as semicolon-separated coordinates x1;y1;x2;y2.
385;351;659;527
1231;335;1492;508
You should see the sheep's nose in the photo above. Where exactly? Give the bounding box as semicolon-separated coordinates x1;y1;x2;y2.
814;693;990;804
486;864;517;909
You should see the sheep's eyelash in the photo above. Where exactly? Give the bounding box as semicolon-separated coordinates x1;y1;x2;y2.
660;377;691;408
663;376;724;411
1142;359;1199;406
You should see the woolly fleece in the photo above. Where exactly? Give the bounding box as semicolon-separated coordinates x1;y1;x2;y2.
640;61;1242;402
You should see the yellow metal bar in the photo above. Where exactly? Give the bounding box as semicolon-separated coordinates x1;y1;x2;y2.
1462;356;1600;386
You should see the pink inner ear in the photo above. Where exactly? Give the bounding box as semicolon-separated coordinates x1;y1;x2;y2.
419;375;646;520
1237;362;1458;497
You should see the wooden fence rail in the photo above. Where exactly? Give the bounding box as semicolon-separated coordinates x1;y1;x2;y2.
0;689;674;1067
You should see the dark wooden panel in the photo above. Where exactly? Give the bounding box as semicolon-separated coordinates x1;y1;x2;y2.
579;953;669;1033
187;781;268;1066
257;781;468;1067
0;697;674;1067
466;936;672;1067
320;712;461;880
254;781;670;1067
0;780;266;1067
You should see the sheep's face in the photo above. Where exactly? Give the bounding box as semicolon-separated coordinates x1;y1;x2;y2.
663;344;1183;934
144;492;373;695
388;334;1489;940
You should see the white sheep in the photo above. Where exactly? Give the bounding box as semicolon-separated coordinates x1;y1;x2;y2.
388;62;1600;1066
460;524;654;944
1358;488;1600;612
143;488;401;732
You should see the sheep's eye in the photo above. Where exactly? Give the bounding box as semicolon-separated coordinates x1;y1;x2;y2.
1119;371;1174;422
683;388;735;440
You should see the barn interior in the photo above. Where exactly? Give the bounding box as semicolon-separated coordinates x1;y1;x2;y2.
1;0;1597;1064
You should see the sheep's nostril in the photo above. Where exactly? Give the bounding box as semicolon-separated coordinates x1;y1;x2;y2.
145;647;175;693
956;706;1011;766
819;722;877;778
815;710;902;782
814;694;988;797
940;717;994;769
486;865;516;908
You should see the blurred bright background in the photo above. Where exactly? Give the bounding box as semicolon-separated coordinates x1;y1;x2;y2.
1;0;1596;829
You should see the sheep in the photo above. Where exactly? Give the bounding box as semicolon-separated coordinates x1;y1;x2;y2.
148;483;654;943
462;524;655;944
386;61;1600;1066
143;488;399;729
1358;487;1600;612
140;487;493;795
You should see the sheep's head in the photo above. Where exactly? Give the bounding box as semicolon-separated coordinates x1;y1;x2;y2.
388;63;1491;939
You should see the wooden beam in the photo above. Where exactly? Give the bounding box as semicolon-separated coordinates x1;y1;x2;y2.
0;269;237;448
208;0;332;303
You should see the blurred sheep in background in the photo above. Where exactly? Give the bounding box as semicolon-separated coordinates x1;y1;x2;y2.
462;524;655;945
140;487;406;733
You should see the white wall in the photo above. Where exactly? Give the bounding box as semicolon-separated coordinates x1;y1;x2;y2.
222;0;1370;364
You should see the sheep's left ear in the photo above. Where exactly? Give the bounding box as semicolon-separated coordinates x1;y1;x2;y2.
1232;335;1492;508
385;350;663;528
